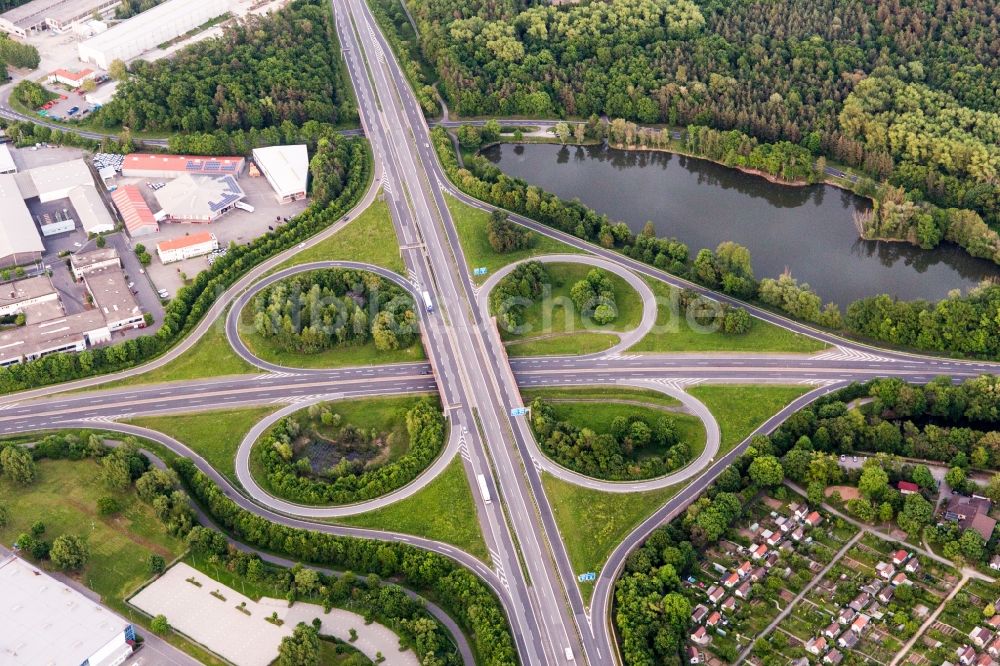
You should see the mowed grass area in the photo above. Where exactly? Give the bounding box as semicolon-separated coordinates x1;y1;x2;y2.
689;384;812;453
499;262;643;357
629;277;827;354
276;196;405;275
333;457;489;563
543;474;680;604
124;406;278;486
520;386;681;409
98;311;260;390
520;386;705;464
237;302;426;369
505;332;619;357
446;193;584;284
0;459;185;600
0;458;224;664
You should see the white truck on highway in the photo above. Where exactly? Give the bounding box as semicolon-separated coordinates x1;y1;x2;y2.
476;473;491;504
422;290;434;313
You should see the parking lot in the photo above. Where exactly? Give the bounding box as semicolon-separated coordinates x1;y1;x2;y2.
38;89;95;122
127;173;309;294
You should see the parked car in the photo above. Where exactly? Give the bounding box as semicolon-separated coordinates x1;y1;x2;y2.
67;106;79;115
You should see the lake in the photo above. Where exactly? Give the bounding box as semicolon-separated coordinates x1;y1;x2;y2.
481;143;997;305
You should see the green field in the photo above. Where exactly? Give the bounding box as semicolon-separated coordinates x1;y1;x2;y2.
0;458;225;664
521;386;705;466
629;277;827;354
446;193;583;284
689;384;811;452
521;386;681;409
498;262;643;357
124;406;278;486
505;332;619;357
334;457;489;562
237;300;426;369
542;474;680;603
98;312;260;389
275;196;405;274
0;459;185;600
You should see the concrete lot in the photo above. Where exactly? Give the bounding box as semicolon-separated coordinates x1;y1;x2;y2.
41;88;95;122
125;173;308;295
8;143;86;170
130;563;419;666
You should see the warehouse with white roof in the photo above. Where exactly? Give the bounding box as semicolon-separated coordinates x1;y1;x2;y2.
0;545;136;664
78;0;231;69
252;144;309;203
0;174;44;268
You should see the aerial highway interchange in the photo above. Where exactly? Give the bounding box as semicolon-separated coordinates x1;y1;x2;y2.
1;1;998;665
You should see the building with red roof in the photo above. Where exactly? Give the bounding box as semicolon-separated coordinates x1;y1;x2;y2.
121;153;245;179
898;481;919;495
111;185;158;237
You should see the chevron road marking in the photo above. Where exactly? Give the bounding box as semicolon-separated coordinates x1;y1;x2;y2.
813;345;894;363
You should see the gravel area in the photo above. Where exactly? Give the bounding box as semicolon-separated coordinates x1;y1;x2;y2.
130;562;419;666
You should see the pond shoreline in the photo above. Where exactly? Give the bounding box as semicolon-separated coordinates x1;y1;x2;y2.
479;141;997;305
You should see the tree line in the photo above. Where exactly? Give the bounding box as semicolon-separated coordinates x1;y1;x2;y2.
529;397;690;481
0;135;370;393
251;268;418;354
173;458;518;665
0;35;39;73
255;399;445;505
97;0;354;133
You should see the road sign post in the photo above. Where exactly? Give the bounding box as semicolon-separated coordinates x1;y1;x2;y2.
510;407;528;416
473;267;488;276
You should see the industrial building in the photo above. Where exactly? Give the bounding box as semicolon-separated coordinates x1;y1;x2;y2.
111;184;159;237
156;231;218;264
0;144;15;174
47;67;96;87
0;0;121;37
0;264;143;365
70;246;121;278
252;145;309;203
154;173;245;222
121;152;245;179
83;265;144;331
78;0;231;69
0;275;57;317
0;174;44;268
13;159;116;235
0;545;136;664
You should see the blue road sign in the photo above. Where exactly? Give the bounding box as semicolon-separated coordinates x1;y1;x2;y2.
510;407;528;416
577;572;596;582
473;267;488;276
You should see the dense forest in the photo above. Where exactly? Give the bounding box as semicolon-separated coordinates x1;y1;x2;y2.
614;374;1000;664
0;135;370;393
250;269;418;353
402;0;999;235
98;0;354;133
255;399;445;505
